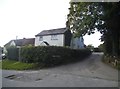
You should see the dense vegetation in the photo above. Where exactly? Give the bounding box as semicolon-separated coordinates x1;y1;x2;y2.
66;2;120;63
3;46;91;70
20;46;91;67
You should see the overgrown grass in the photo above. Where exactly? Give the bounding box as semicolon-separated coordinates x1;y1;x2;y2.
102;56;120;70
0;59;38;70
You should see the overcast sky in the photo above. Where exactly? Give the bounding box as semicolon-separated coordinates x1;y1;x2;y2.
0;0;103;47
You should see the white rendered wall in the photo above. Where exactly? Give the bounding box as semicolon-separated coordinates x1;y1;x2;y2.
35;34;64;46
71;37;84;49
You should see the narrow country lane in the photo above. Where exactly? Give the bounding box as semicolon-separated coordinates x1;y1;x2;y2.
2;52;119;87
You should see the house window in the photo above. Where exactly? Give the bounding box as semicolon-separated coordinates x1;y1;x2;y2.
51;35;58;40
39;36;43;41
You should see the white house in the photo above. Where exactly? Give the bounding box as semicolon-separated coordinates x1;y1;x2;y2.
35;27;85;49
4;38;35;53
35;28;72;46
4;38;35;48
70;36;85;49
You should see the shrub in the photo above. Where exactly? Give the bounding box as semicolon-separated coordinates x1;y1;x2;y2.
93;48;102;52
20;46;91;66
102;55;120;70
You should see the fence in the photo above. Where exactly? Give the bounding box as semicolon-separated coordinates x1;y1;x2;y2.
7;47;20;61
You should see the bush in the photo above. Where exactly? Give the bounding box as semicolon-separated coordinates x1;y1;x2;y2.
20;46;91;66
93;48;102;52
102;55;120;70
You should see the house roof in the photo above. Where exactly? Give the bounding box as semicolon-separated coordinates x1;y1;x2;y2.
35;27;67;36
4;38;35;47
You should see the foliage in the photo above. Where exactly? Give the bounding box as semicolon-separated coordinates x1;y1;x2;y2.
1;59;37;70
67;2;120;58
86;44;94;51
93;48;102;52
67;2;103;36
20;46;91;67
102;56;120;70
98;43;104;52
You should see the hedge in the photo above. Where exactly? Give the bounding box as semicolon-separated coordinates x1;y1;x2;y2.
20;46;91;66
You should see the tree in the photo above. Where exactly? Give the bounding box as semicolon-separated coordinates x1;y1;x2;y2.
86;44;94;51
98;43;104;52
66;2;120;58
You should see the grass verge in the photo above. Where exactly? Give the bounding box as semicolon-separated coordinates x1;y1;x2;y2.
0;59;39;70
102;56;120;70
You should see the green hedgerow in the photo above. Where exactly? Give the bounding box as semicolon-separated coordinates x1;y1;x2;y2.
20;46;91;67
